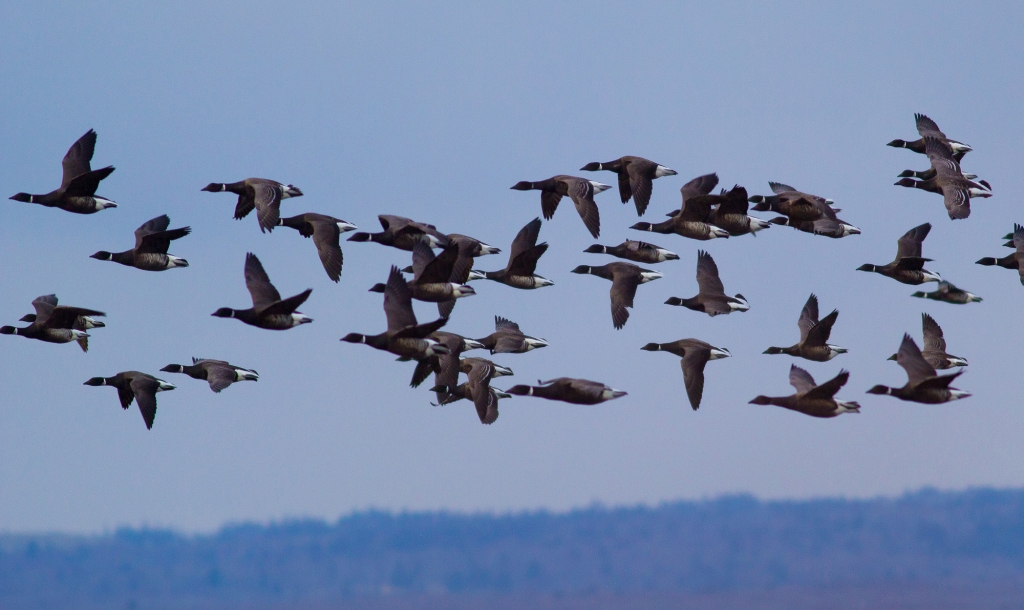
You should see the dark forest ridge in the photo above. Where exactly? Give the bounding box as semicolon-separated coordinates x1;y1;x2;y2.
4;488;1024;609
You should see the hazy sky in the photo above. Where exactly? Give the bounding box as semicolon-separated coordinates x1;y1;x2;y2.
3;1;1024;533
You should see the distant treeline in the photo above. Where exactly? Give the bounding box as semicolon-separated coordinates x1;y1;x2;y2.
3;488;1024;609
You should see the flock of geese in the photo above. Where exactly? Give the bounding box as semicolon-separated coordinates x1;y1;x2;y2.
3;114;1008;427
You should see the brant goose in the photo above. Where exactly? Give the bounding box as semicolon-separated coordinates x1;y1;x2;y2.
277;213;356;282
665;250;749;316
976;223;1024;285
888;113;972;160
469;218;553;289
410;332;486;404
510;175;609;238
476;316;548;354
749;365;860;418
348;214;448;251
430;357;512;423
749;182;835;218
632;173;730;241
201;178;302;233
763;294;847;361
11;129;116;214
584;240;679;264
580;156;676;216
768;197;860;238
369;240;475;304
432;233;500;318
887;313;967;369
1;294;104;351
893;137;991;219
341;266;449;360
212;253;313;329
706;185;771;236
506;378;626;405
857;223;940;284
910;281;982;304
90;214;190;271
867;334;971;403
641;339;730;410
571;262;663;329
160;358;259;393
83;371;176;429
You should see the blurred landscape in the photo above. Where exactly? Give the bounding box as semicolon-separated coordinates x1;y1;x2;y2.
4;487;1024;609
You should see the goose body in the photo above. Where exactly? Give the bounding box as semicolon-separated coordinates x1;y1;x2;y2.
369;240;475;305
429;380;511;424
892;137;991;220
887;313;967;370
857;223;940;285
749;365;859;418
584;240;679;264
571;262;662;329
476;316;548;354
641;339;730;410
83;371;176;429
202;178;302;232
511;175;608;238
580;155;676;216
887;113;972;159
277;213;356;282
707;185;771;236
665;250;749;316
342;266;449;360
633;173;730;241
867;334;970;404
9;129;117;214
470;218;553;289
749;181;835;218
1;294;104;351
212;253;312;330
160;358;259;393
763;294;846;362
976;223;1024;286
911;281;981;304
410;331;486;404
506;378;626;405
91;214;191;271
347;215;448;251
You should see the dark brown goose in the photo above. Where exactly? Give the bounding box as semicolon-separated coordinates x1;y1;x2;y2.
749;365;860;418
201;178;302;233
160;358;259;393
347;214;448;251
469;218;553;289
887;313;967;370
476;316;548;354
867;334;971;404
641;339;730;410
706;185;771;236
769;197;860;238
888;113;972;159
583;240;679;263
429;380;512;425
579;156;676;216
370;240;475;305
211;253;313;330
857;223;941;285
341;266;449;360
506;378;626;405
749;181;835;218
910;281;982;304
10;129;117;214
277;213;357;282
90;215;190;271
429;233;501;319
976;223;1024;285
893;137;991;220
632;173;729;241
665;250;749;316
83;371;176;430
1;294;104;351
410;332;486;404
510;175;609;238
763;294;847;362
570;262;663;329
430;357;513;424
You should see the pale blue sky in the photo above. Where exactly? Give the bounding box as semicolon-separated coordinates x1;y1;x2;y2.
2;1;1024;533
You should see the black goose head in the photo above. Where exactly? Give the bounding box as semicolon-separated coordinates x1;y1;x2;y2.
856;264;876;272
0;326;16;335
368;283;386;293
894;178;921;188
570;265;591;274
211;308;235;318
200;183;225;192
10;193;32;202
583;245;607;254
866;385;892;395
640;343;661;351
748;396;773;405
887;139;909;148
340;333;366;343
90;251;113;261
510;181;534;191
347;232;372;242
579;162;602;171
505;385;532;396
83;377;108;386
160;364;185;373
